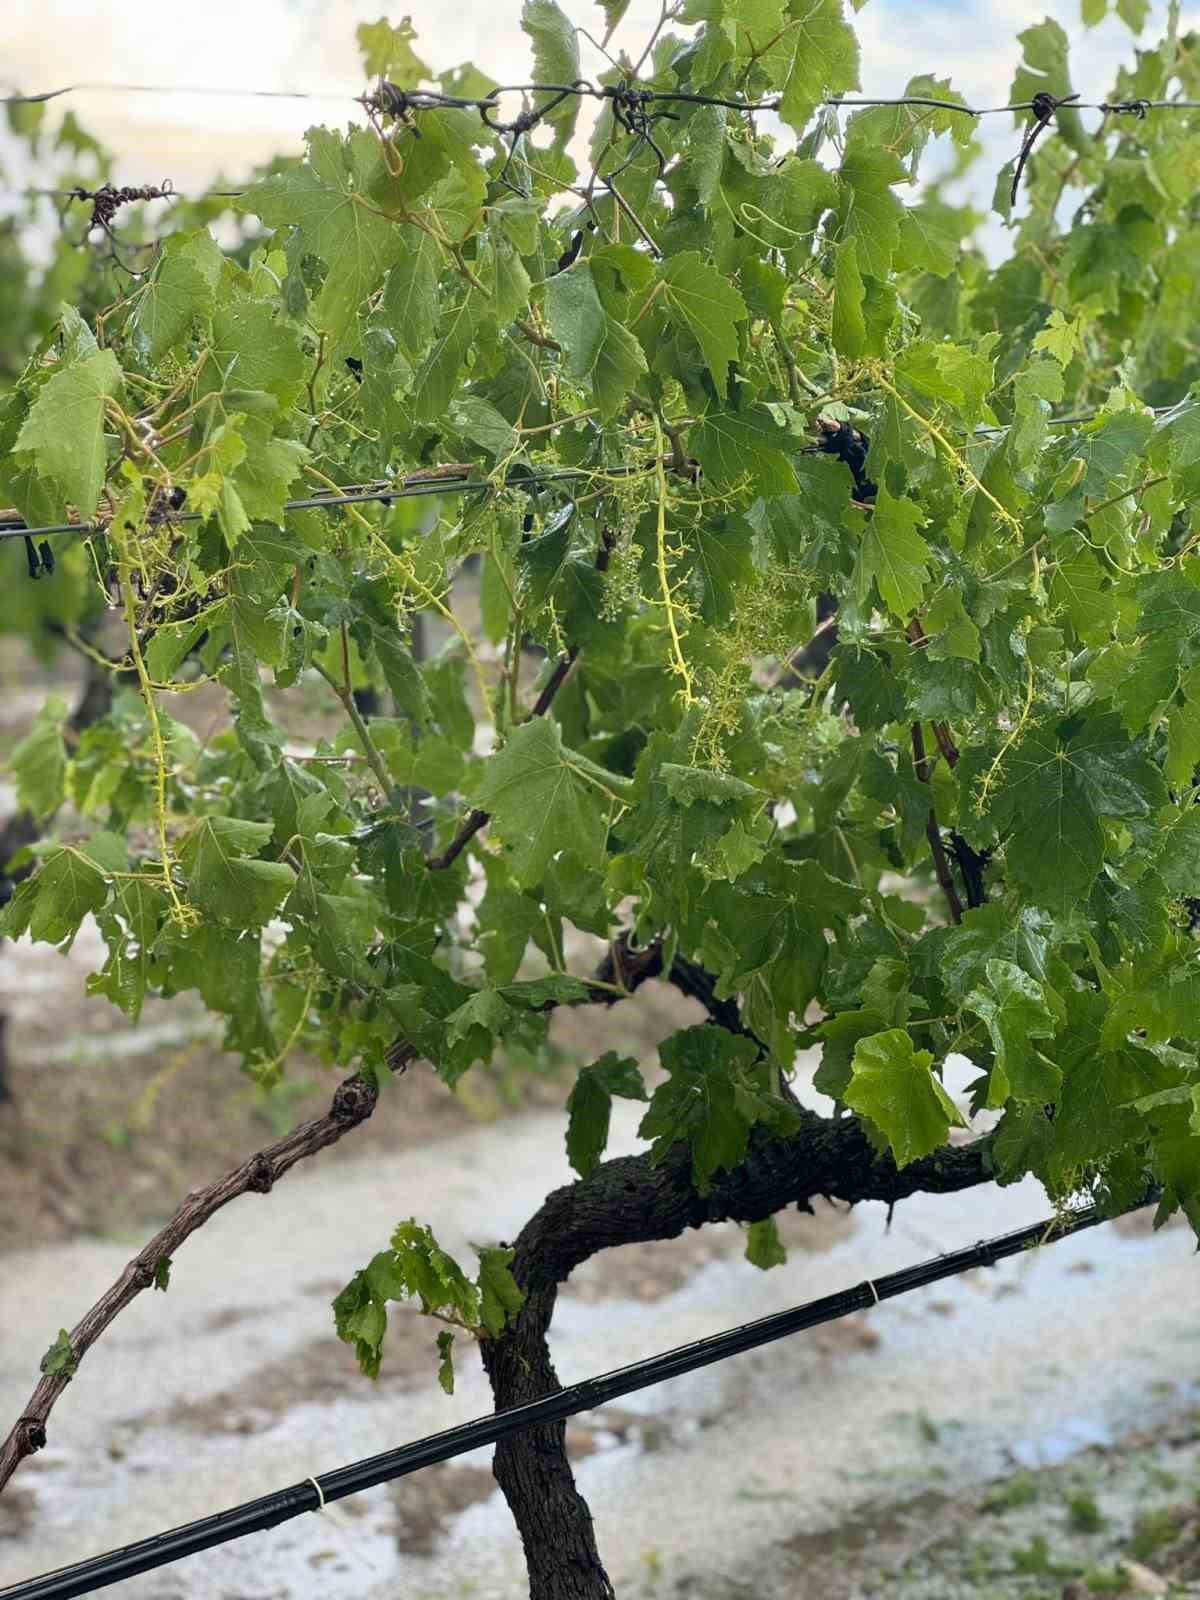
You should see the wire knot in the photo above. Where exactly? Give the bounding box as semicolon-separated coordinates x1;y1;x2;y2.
1010;93;1079;208
367;80;427;133
508;107;542;137
604;81;655;116
74;180;174;236
599;80;676;181
1100;97;1151;118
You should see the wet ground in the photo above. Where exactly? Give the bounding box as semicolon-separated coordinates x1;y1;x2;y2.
1;647;1199;1599
1;1085;1198;1600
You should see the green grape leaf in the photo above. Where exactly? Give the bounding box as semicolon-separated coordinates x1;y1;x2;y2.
240;128;406;341
436;1329;456;1394
690;407;797;496
832;237;867;358
521;0;581;145
639;1025;799;1192
1050;543;1118;646
924;589;981;662
853;487;932;618
566;1050;648;1176
651;252;747;398
545;265;647;420
836;146;905;279
844;1028;964;1167
964;959;1062;1105
476;1246;525;1336
4;847;107;950
9;695;68;820
209;299;307;406
39;1329;78;1379
356;17;429;83
129;230;221;362
475;717;610;888
179;817;295;927
779;0;860;133
382;229;441;358
745;1216;787;1270
14;349;122;518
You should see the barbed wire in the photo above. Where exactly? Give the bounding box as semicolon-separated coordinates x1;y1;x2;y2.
0;463;659;547
2;82;358;106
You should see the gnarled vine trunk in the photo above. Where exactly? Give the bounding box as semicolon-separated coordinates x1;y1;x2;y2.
480;1096;993;1600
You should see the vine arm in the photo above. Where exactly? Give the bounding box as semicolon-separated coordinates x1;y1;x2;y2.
911;721;964;924
0;1069;390;1494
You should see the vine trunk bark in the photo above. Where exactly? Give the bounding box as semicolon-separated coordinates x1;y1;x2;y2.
477;1093;993;1600
482;1281;614;1600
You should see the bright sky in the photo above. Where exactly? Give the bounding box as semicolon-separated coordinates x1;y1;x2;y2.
2;1;1197;230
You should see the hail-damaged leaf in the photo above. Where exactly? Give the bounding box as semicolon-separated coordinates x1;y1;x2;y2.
778;0;860;133
129;230;221;362
521;0;581;145
239;128;407;341
648;252;747;398
545;264;647;420
15;349;122;518
566;1051;648;1176
178;817;295;927
475;717;611;887
3;848;108;950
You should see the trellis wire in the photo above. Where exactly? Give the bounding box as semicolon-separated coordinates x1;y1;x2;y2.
5;79;1196;117
5;70;1191;285
2;395;1187;549
0;464;657;545
0;1196;1141;1600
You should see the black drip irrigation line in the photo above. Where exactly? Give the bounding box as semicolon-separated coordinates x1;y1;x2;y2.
0;1197;1148;1600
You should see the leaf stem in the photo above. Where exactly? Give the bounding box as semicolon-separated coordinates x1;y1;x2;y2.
314;644;393;800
